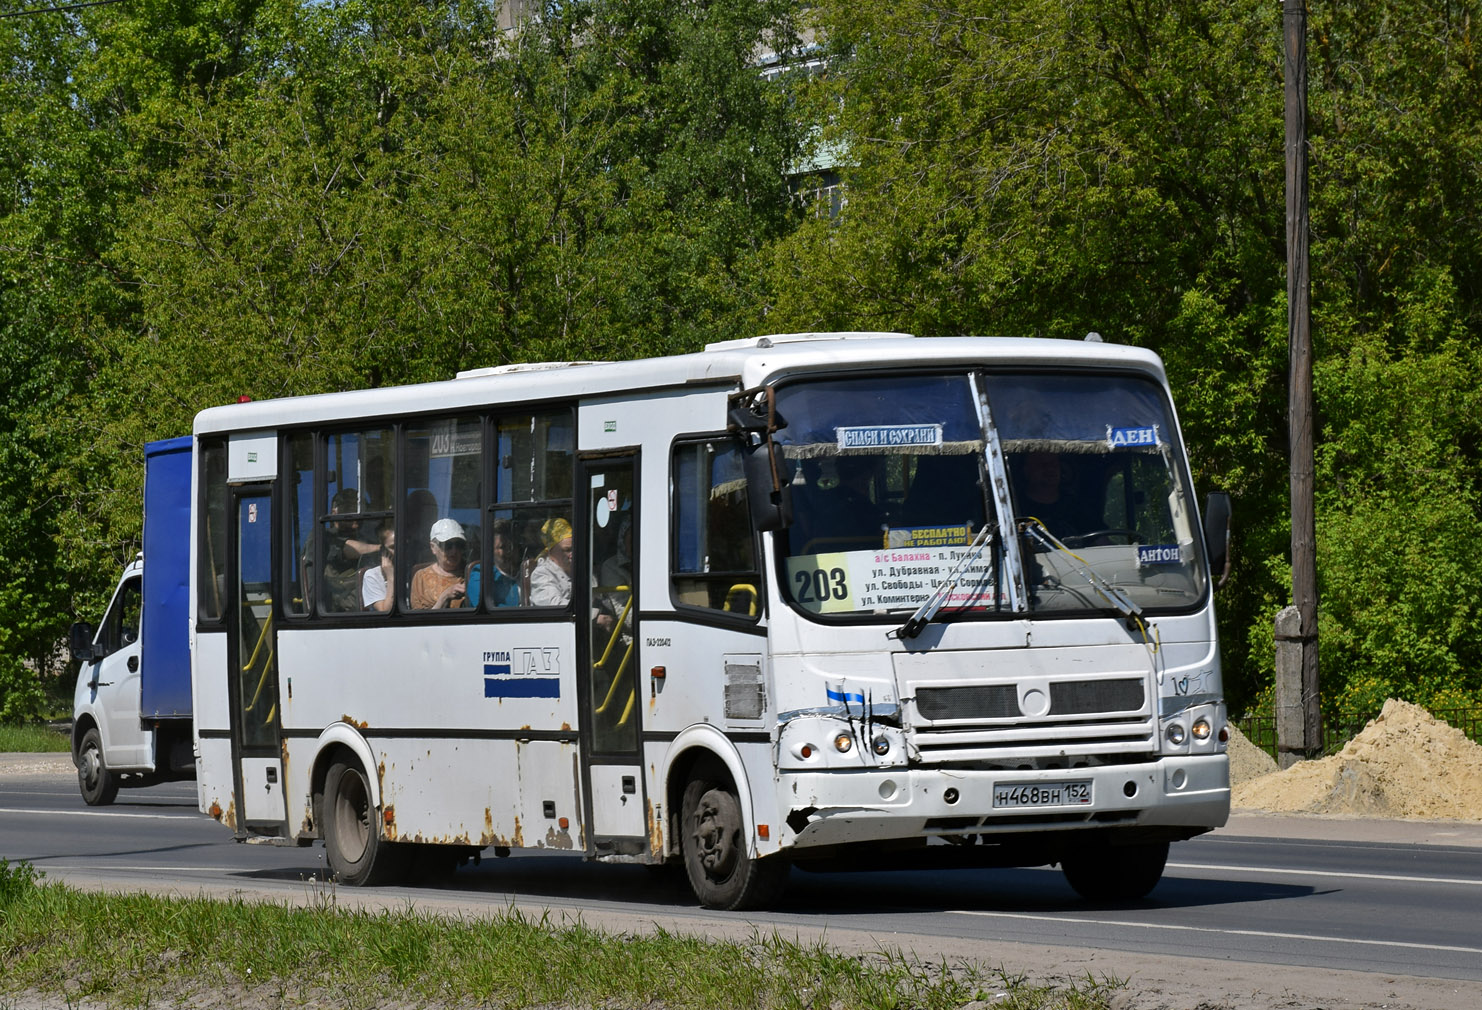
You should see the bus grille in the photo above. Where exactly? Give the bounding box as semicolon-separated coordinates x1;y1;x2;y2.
916;677;1144;721
907;676;1154;763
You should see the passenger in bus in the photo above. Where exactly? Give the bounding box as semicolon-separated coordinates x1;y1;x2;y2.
466;519;521;607
528;517;573;606
361;524;395;612
1016;452;1094;540
319;488;379;612
410;518;469;609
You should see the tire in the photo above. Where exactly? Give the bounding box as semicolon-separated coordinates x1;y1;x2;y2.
680;769;789;910
322;759;407;886
76;728;118;806
1061;840;1169;901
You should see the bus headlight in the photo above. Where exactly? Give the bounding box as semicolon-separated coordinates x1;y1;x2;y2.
1165;722;1187;747
1191;718;1212;741
872;735;890;756
834;732;854;753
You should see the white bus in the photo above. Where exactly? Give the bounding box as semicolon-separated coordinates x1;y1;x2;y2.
190;332;1232;909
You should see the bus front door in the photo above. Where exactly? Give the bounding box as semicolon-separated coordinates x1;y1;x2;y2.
227;490;287;835
578;456;646;852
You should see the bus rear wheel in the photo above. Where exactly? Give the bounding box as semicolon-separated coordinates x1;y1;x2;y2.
76;728;118;807
680;773;788;911
1060;840;1169;901
323;758;406;886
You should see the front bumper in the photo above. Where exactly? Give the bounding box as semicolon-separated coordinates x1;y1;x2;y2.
778;753;1229;849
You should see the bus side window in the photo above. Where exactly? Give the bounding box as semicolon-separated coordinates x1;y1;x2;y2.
404;415;481;611
198;439;229;623
282;432;313;617
316;427;394;615
671;439;761;617
492;410;575;610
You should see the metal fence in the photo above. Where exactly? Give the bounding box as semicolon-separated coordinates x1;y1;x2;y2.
1235;708;1482;763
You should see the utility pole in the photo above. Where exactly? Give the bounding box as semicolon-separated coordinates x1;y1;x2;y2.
1277;0;1320;769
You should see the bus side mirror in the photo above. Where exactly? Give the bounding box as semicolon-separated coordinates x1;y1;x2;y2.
1203;492;1232;590
741;442;792;533
68;621;98;663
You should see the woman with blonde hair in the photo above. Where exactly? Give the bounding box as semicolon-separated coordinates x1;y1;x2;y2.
528;517;573;606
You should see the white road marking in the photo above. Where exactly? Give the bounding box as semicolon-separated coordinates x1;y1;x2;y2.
949;909;1482;956
1167;861;1482;887
43;865;278;873
0;806;204;822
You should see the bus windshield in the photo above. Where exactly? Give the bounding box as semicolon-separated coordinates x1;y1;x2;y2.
776;374;999;616
775;370;1208;618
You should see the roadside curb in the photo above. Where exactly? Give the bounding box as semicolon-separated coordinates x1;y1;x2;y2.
1222;809;1482;847
0;753;73;776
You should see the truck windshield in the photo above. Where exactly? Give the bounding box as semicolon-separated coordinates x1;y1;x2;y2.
774;371;1207;619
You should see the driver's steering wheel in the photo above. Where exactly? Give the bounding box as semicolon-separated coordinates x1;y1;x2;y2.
1060;528;1144;548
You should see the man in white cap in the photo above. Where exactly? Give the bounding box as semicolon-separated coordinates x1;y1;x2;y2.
411;518;469;609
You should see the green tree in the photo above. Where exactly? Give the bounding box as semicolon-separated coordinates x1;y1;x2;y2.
757;0;1482;717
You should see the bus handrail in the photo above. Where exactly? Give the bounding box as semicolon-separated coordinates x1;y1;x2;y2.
243;602;276;723
593;587;636;720
594;587;632;668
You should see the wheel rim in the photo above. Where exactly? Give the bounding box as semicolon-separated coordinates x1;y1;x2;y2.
333;769;371;863
79;743;101;791
691;788;741;882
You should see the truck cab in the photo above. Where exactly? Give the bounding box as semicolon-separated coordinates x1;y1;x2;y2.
71;559;148;803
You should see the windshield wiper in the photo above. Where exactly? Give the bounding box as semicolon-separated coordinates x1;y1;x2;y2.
891;524;995;640
1022;522;1142;618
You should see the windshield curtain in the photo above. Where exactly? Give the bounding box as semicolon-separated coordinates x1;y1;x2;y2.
774;370;1207;620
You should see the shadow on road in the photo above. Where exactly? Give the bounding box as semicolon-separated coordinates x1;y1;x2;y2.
233;851;1315;916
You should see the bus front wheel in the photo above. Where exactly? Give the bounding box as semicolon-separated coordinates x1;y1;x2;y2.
323;758;406;886
680;773;788;911
1060;840;1169;901
76;728;118;806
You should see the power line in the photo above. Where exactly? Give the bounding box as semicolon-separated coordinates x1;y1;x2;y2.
1;0;126;19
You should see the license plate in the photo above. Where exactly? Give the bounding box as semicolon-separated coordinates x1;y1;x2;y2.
992;780;1092;808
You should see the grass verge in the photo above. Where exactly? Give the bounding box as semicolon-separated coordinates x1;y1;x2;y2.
0;724;70;753
0;860;1122;1009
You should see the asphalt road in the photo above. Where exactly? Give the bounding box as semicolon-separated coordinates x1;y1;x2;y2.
4;757;1482;1010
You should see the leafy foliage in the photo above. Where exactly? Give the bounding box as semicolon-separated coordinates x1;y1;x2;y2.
753;0;1482;718
1;0;1480;723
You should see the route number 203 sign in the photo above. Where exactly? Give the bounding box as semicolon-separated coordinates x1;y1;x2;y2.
784;543;999;615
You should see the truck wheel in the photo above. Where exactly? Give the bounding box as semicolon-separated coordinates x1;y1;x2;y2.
76;728;119;806
1061;840;1169;901
680;771;788;910
323;758;406;886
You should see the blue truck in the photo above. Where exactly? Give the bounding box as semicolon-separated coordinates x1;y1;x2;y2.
68;436;194;805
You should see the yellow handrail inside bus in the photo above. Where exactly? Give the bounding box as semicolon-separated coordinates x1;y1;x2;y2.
594;587;632;667
594;636;635;715
723;583;758;616
242;601;277;724
593;587;636;721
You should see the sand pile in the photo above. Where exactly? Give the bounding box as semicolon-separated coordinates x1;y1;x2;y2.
1233;698;1482;820
1225;724;1277;786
